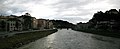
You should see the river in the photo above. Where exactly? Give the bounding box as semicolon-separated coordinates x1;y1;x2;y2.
17;29;120;49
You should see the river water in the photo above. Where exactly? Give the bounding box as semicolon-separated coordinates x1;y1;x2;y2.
17;29;120;49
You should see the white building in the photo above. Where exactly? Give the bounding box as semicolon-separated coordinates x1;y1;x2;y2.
7;18;22;31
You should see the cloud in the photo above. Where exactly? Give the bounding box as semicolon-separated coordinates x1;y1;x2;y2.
52;16;89;24
50;0;113;18
61;17;89;24
108;0;120;9
0;0;44;15
51;0;93;15
0;0;27;15
0;0;119;24
53;0;92;9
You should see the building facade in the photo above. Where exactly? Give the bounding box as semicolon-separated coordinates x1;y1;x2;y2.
0;13;54;32
37;19;46;30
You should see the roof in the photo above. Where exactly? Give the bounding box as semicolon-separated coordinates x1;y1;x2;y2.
7;18;21;22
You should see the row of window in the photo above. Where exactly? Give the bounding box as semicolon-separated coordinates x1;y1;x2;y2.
10;27;22;31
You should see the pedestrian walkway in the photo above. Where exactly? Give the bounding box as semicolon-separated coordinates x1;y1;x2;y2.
0;29;54;38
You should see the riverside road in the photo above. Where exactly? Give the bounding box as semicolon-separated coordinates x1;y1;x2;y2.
17;29;120;49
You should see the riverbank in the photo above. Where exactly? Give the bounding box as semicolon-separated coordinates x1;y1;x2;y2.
72;28;120;38
0;29;55;38
0;29;58;49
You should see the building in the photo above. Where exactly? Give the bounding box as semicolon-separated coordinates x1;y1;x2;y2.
0;13;54;32
89;9;120;30
76;22;89;29
7;18;22;31
108;9;119;14
37;19;54;30
18;13;33;30
49;21;54;29
94;20;118;30
37;19;46;30
0;18;7;31
47;21;54;29
45;20;50;29
31;17;38;30
0;15;23;32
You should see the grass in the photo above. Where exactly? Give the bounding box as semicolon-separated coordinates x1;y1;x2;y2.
0;29;58;49
73;28;120;38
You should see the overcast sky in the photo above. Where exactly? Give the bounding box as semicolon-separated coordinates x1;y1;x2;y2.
0;0;119;24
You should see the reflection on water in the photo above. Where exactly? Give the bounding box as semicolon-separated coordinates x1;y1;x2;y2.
17;29;120;49
45;32;56;49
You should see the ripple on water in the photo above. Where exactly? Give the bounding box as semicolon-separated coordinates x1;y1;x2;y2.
17;29;120;49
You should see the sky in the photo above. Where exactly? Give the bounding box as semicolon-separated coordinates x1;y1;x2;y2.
0;0;120;24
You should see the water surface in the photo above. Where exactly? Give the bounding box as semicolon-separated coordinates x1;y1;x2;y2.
17;29;120;49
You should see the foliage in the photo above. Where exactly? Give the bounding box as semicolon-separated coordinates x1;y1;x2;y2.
89;9;120;30
50;20;75;28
